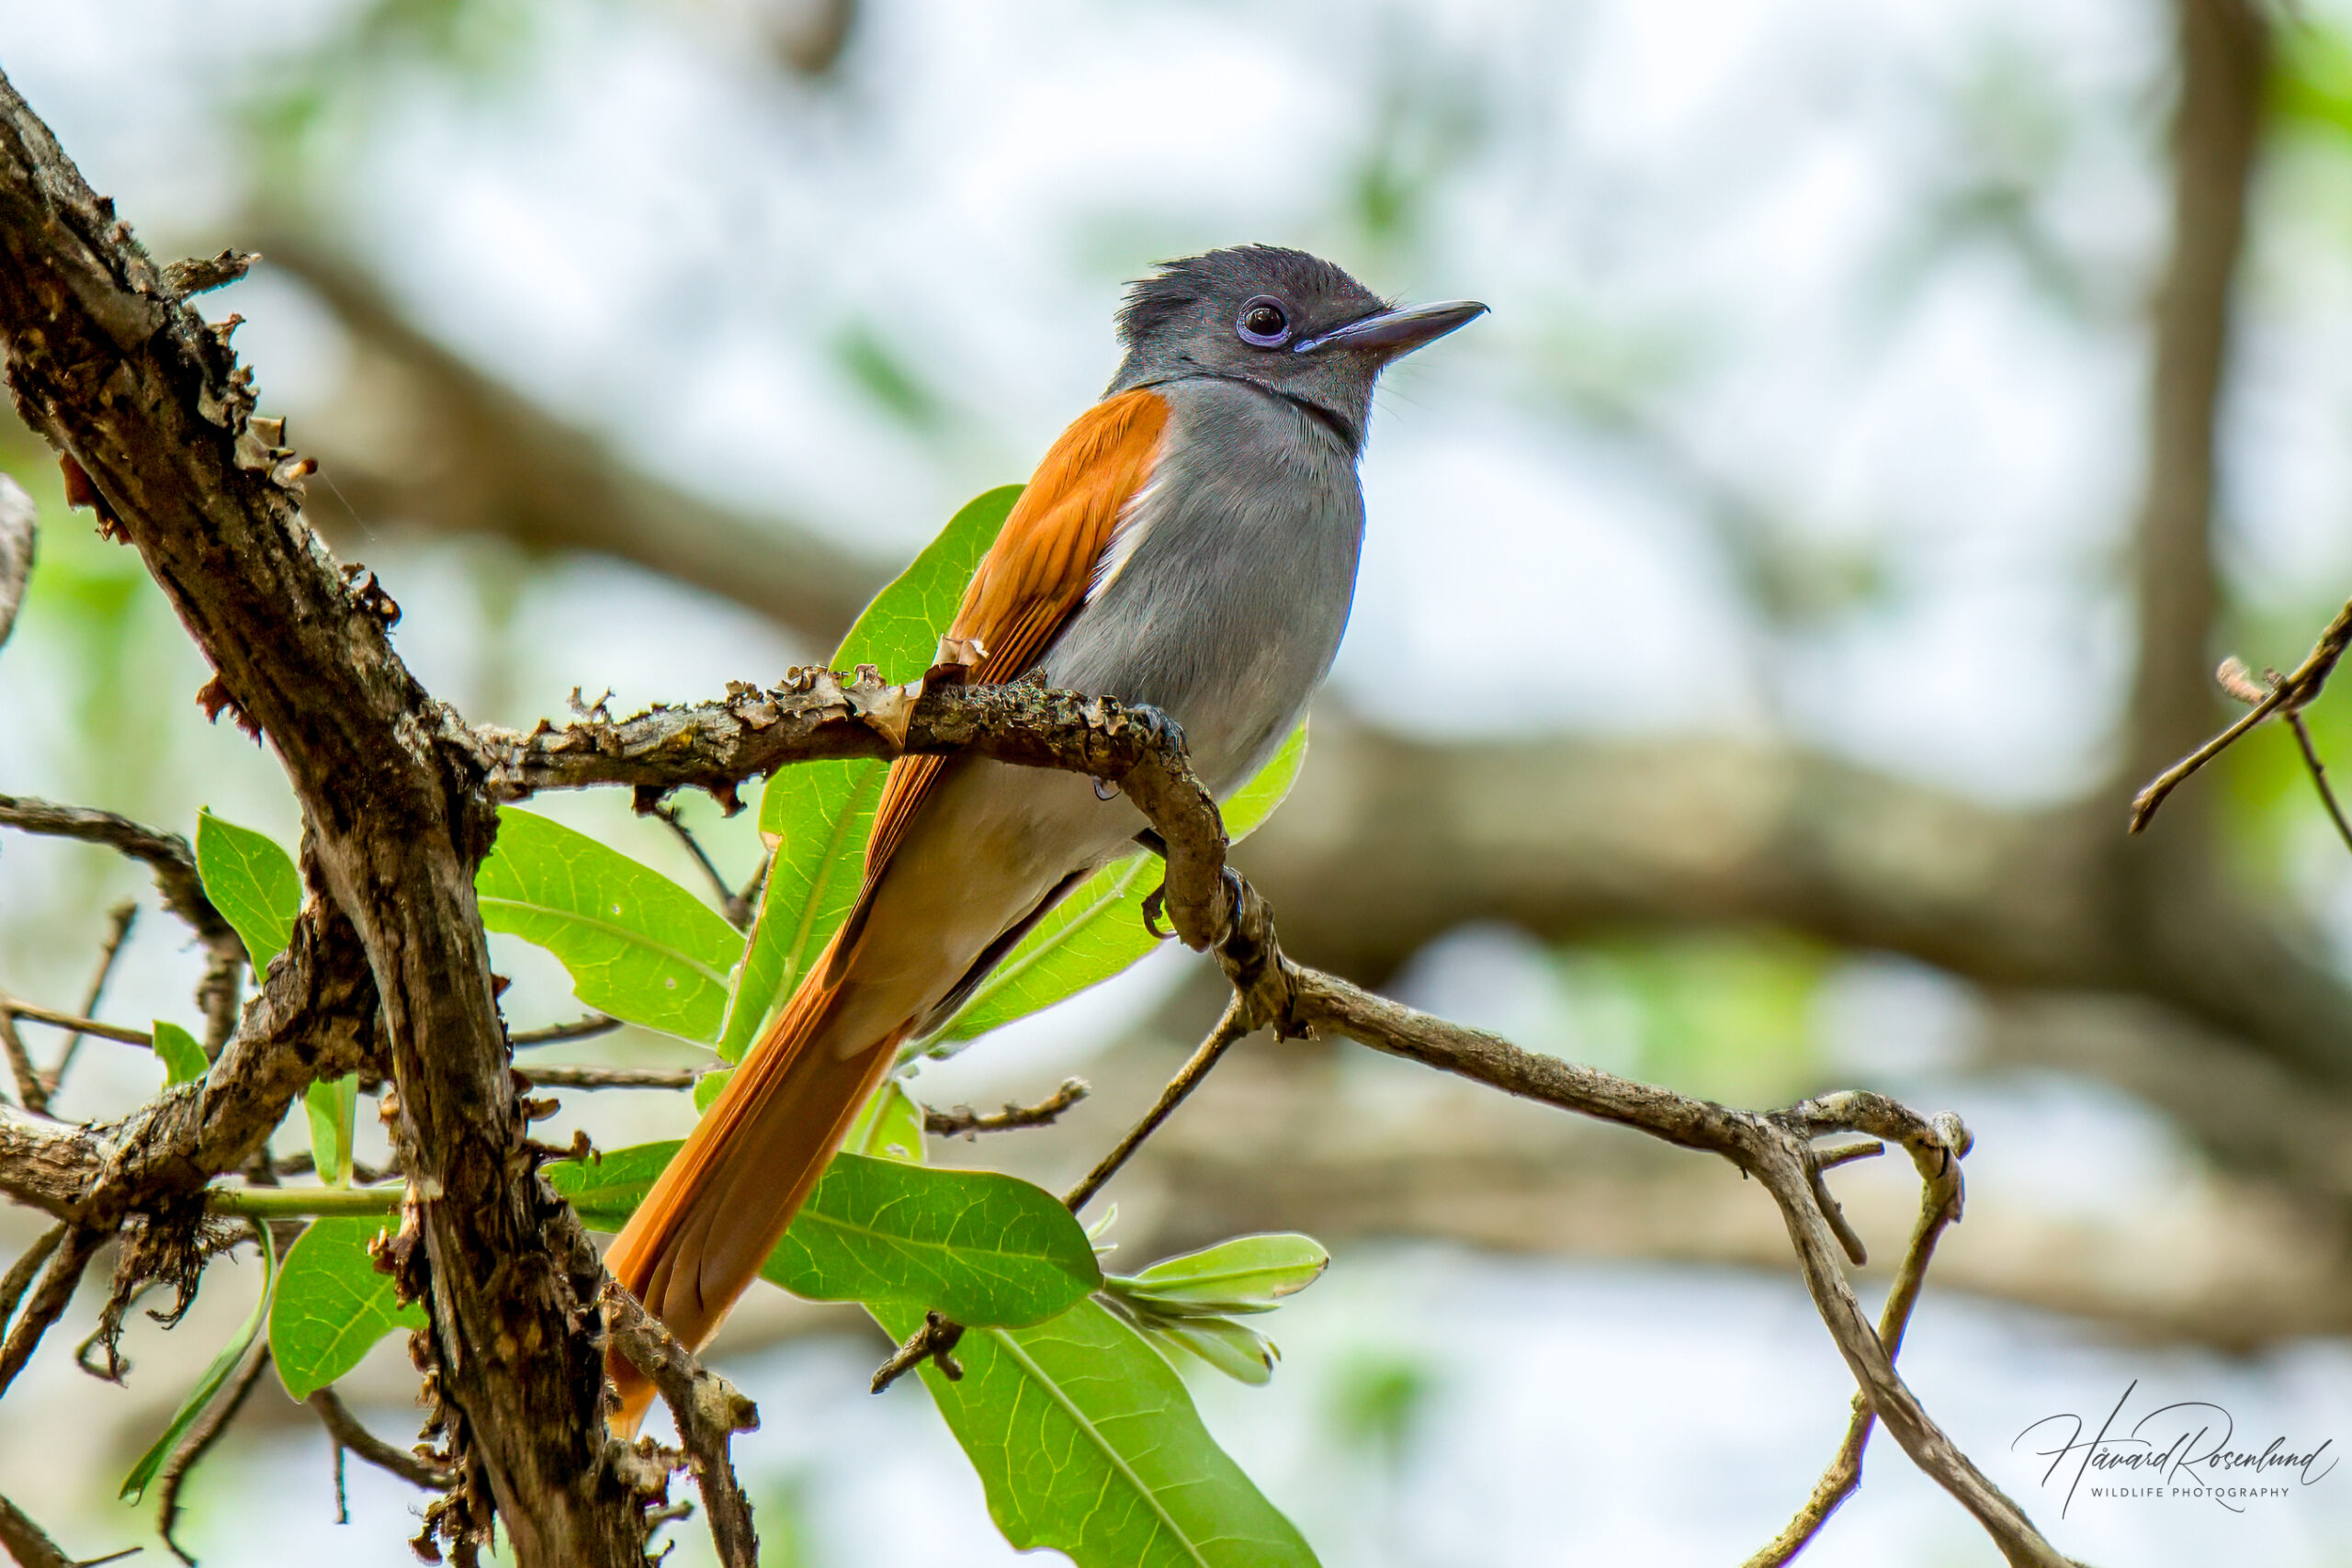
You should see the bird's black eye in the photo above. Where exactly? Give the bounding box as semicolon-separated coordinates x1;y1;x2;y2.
1236;296;1292;348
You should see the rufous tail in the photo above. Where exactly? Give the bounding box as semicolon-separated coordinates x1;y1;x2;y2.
603;929;906;1435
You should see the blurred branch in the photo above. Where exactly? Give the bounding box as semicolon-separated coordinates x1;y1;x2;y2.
156;1341;272;1564
1241;717;2352;1095
0;1225;101;1400
652;802;753;928
254;227;886;645
0;1490;132;1568
509;1013;621;1047
0;1004;42;1116
310;1386;454;1490
0;795;234;948
2124;0;2267;794
46;902;138;1097
0;471;29;652
1;995;154;1049
521;1065;697;1091
922;1077;1090;1137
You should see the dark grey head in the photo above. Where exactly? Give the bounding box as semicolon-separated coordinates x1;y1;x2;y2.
1107;245;1486;453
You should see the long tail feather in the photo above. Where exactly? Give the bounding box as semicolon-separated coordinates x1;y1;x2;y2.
604;930;906;1433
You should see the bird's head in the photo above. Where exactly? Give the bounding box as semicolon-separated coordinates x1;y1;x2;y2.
1108;244;1485;452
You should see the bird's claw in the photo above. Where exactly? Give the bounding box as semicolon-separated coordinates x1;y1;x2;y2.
1124;703;1186;756
1140;884;1175;942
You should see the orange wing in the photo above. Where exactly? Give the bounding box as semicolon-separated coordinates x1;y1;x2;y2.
828;388;1170;973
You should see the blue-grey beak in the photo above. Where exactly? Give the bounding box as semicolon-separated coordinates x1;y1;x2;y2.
1294;299;1487;356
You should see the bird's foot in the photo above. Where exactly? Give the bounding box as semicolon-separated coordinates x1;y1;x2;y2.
1122;703;1186;756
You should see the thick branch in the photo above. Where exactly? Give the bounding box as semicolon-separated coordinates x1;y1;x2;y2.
0;902;376;1224
2124;0;2267;794
256;229;884;644
1237;720;2352;1093
0;71;644;1564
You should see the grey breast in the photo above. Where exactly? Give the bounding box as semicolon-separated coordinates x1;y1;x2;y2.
1038;375;1366;798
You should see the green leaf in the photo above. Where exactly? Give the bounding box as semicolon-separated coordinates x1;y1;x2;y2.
1221;722;1311;843
153;1021;208;1088
763;1154;1097;1325
1132;1312;1279;1386
844;1078;924;1163
875;1296;1319;1567
544;1139;683;1232
195;809;300;971
121;1223;277;1502
267;1215;425;1401
477;807;742;1042
723;757;887;1061
548;1137;1089;1325
834;484;1023;682
1107;1234;1329;1317
305;1074;358;1187
933;722;1309;1045
692;1067;730;1113
722;485;1021;1061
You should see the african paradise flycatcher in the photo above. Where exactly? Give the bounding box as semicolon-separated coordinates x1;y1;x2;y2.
605;245;1485;1427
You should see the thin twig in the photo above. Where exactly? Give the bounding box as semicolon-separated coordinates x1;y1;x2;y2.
310;1387;454;1489
518;1064;698;1090
0;1225;101;1400
1062;997;1250;1213
869;1310;965;1394
157;1343;273;1564
1745;1139;1966;1567
47;902;137;1096
2284;710;2352;855
0;1003;44;1116
0;795;230;942
0;995;153;1048
922;1078;1090;1138
599;1280;761;1568
0;1490;137;1568
2131;596;2352;831
509;1014;622;1048
654;802;752;929
0;1223;64;1335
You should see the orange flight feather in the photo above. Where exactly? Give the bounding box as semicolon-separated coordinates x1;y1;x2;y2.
603;387;1170;1431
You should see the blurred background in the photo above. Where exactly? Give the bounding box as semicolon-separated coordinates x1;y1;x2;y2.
4;0;2352;1562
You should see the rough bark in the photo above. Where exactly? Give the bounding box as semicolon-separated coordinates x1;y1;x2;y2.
0;69;648;1565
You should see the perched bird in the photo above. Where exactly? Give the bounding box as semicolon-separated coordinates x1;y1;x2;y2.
605;245;1483;1427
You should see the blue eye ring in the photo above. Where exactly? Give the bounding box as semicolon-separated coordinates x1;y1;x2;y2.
1236;296;1292;348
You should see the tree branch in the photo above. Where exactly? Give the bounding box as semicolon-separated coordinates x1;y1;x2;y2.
0;794;234;947
254;227;886;646
310;1386;455;1490
1746;1131;1964;1566
2124;0;2267;795
45;901;137;1096
1063;998;1248;1213
922;1077;1090;1138
0;73;645;1564
599;1280;762;1568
